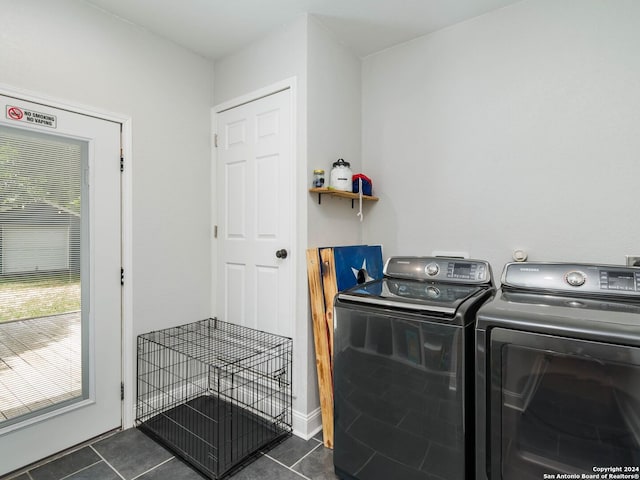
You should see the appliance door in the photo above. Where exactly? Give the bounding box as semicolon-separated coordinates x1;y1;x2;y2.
487;328;640;480
333;301;472;480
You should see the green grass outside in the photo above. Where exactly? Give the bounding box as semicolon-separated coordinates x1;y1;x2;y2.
0;274;81;323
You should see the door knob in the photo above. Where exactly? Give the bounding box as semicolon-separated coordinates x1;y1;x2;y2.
275;249;288;259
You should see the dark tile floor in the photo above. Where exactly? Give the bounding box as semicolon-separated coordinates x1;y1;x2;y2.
4;428;339;480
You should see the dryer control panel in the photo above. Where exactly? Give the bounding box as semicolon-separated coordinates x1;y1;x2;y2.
384;256;492;284
503;262;640;297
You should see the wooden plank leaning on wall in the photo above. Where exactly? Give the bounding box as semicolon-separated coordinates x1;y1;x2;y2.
306;248;334;448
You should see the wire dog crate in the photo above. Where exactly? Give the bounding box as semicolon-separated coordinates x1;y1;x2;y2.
136;318;292;479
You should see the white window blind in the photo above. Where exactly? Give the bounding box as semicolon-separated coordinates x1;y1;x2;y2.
0;124;86;424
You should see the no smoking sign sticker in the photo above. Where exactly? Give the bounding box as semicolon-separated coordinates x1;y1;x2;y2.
5;105;57;128
7;106;24;120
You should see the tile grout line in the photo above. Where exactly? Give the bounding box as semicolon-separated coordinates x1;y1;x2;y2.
262;453;312;480
89;445;126;480
130;456;176;480
12;430;121;479
288;442;324;470
58;460;103;480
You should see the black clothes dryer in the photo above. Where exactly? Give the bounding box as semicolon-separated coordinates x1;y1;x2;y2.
476;262;640;480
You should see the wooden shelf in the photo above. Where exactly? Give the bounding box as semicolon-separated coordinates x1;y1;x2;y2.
309;187;379;206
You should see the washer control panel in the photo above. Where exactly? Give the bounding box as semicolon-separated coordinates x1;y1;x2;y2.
384;257;492;284
503;262;640;296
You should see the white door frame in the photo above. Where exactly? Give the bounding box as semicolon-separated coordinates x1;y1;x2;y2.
211;77;297;322
0;83;135;429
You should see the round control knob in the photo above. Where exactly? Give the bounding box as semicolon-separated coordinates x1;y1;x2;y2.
566;271;586;287
425;263;440;276
426;286;440;299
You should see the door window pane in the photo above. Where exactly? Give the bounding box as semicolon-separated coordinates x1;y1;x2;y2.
0;125;86;426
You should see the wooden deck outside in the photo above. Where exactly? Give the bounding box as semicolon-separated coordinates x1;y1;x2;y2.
0;312;81;423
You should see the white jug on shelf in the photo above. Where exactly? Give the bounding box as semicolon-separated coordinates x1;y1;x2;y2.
329;159;352;192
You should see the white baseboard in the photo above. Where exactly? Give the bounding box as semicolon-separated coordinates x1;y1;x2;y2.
292;406;322;440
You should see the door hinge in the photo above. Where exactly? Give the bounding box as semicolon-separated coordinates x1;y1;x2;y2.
120;155;124;172
120;382;124;401
121;268;124;286
214;133;218;148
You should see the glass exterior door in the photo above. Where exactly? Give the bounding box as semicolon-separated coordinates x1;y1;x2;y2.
0;94;122;475
490;328;640;480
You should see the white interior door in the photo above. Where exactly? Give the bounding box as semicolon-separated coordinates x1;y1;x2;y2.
216;88;293;338
0;94;121;475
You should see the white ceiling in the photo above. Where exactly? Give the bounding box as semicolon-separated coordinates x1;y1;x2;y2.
84;0;522;61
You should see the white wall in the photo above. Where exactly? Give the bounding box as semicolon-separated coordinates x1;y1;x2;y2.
1;0;214;417
362;0;640;277
307;17;364;247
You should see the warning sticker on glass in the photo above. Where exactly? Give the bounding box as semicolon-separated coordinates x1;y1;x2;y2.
6;105;57;128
